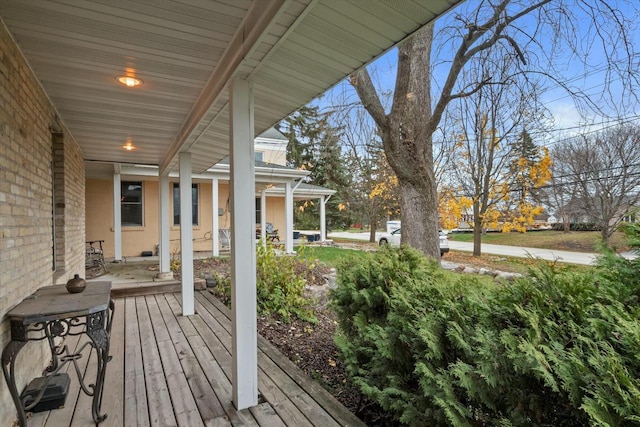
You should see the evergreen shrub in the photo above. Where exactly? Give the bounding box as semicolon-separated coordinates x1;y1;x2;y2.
331;243;640;426
551;222;602;232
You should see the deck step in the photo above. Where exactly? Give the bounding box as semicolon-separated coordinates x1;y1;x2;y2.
111;281;181;298
111;278;207;298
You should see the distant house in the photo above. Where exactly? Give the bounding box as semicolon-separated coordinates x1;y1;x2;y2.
85;129;335;258
551;195;640;228
450;209;552;231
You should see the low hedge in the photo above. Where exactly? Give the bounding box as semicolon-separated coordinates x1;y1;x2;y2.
551;222;602;232
331;241;640;426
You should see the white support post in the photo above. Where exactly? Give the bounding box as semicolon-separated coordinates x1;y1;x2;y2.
179;152;194;316
212;178;219;257
260;190;267;244
113;168;122;262
229;78;258;410
285;181;293;253
320;196;326;242
157;173;173;279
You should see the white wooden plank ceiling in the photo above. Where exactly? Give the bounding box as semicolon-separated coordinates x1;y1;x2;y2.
0;0;460;175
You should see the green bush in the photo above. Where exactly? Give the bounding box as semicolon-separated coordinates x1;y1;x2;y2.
551;222;602;232
331;244;640;426
256;242;316;323
209;242;317;323
210;270;231;306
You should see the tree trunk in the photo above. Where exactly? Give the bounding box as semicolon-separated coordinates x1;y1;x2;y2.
600;220;614;245
398;175;440;257
350;23;441;260
369;200;377;243
473;202;482;256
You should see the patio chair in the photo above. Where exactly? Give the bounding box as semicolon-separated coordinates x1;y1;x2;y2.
265;223;279;242
85;240;108;276
219;228;231;250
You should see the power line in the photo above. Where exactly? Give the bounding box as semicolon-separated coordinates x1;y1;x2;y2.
433;114;640;150
538;115;640;147
550;162;640;181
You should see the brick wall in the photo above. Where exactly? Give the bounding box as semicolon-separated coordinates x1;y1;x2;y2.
0;20;85;423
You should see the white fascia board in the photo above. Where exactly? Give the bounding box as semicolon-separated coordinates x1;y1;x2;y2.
265;187;336;197
118;164;306;183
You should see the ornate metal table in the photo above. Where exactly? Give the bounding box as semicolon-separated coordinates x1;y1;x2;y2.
1;281;113;426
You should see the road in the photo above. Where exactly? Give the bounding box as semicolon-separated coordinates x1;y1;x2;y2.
328;231;605;265
447;241;598;265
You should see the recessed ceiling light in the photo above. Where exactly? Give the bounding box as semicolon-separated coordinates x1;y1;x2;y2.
116;75;143;87
122;140;136;151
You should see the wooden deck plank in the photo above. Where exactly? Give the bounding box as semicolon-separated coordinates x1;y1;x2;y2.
184;318;233;396
166;294;258;427
193;293;314;427
150;295;224;425
192;294;233;350
166;294;198;337
155;294;227;422
201;292;365;427
101;298;125;426
159;344;206;426
249;402;287;427
204;417;234;427
124;296;150;427
135;296;177;427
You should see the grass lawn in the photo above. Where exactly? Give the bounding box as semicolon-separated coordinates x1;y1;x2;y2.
447;230;628;253
295;243;595;274
294;245;370;268
293;233;611;274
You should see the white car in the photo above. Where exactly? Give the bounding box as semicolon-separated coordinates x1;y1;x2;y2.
378;228;450;256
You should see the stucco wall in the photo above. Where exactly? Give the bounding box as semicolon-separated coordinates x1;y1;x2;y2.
85;178;291;257
85;179;292;258
0;20;85;424
265;196;286;236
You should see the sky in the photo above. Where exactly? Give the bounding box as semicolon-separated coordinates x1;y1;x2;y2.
311;0;640;148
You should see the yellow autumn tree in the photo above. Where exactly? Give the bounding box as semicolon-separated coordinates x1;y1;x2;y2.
438;186;472;230
501;133;552;232
369;152;400;219
452;107;516;256
449;82;549;256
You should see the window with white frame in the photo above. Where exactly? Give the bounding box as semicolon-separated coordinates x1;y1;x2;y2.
121;181;143;226
173;183;199;225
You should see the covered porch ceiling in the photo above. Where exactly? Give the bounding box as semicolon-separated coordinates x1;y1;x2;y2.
0;0;460;176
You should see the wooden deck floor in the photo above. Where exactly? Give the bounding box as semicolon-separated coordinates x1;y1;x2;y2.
27;291;364;427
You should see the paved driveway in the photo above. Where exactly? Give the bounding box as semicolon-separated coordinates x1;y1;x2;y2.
328;231;603;265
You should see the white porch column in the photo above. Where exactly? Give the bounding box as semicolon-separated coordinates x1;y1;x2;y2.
285;181;293;253
229;78;258;410
320;196;326;242
260;190;267;243
179;152;194;316
112;167;122;262
157;173;173;279
212;178;219;257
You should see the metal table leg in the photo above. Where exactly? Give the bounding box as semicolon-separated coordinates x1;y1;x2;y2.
2;340;28;427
